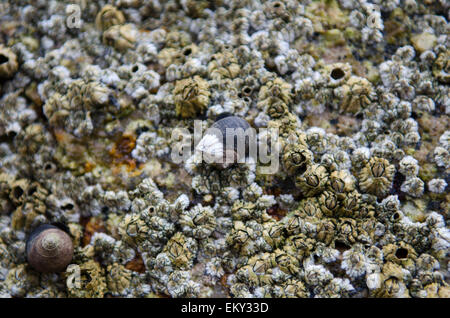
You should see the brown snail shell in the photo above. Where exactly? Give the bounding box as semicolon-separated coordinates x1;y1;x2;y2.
26;224;73;273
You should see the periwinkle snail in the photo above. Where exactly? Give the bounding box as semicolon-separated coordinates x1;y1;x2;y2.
26;224;74;273
196;115;254;168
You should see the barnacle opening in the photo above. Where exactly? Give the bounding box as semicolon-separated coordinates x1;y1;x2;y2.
13;186;24;200
306;175;319;187
0;54;9;64
371;162;385;178
331;68;345;80
334;240;351;252
395;248;408;259
27;186;37;196
242;86;252;96
183;47;192;56
61;203;74;211
330;178;344;193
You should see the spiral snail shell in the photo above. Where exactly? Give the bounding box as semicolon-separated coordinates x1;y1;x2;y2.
26;224;74;273
196;115;253;167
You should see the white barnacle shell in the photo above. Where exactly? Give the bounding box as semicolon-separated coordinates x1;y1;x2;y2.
399;155;419;177
366;272;382;290
173;194;190;212
195;133;224;163
427;179;447;194
223;187;240;203
341;250;367;278
400;177;425;197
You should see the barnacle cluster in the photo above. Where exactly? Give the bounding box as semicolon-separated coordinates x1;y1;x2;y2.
0;0;449;298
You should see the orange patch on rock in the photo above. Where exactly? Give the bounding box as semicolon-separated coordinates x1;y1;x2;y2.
125;253;146;273
84;161;95;172
220;274;230;289
82;217;106;246
109;134;139;172
267;204;287;221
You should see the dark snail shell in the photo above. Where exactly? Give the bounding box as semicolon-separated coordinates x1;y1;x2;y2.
26;224;74;273
196;115;255;167
210;115;252;154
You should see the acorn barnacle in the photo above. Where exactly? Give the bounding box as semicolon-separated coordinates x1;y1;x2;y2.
265;99;290;118
432;49;449;84
328;170;356;196
282;144;313;175
324;62;351;88
338;76;374;114
102;24;136;52
26;224;74;273
207;51;241;80
318;190;340;217
358;157;395;198
195;115;252;167
295;164;328;197
173;75;210;118
339;190;362;217
95;5;125;31
258;78;293;106
0;46;19;79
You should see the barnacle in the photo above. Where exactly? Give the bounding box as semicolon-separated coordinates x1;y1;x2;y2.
178;0;210;18
95;5;125;31
0;46;19;79
4;265;39;297
358;157;395;198
316;218;337;245
226;221;256;256
298;198;323;219
230;200;258;221
118;214;149;246
295;164;328;197
9;178;30;206
282;143;313;175
102;24;137;52
106;263;133;296
341;247;367;278
11;182;48;231
335;218;359;245
337;76;375;114
372;262;410;298
180;204;217;239
284;233;316;261
43;80;110;138
208;51;241;80
323;63;352;88
262;222;285;249
271;249;299;275
383;242;417;273
432;49;449;84
338;190;362;218
318;191;340;217
258;77;293;106
163;232;197;270
173;76;210;118
265;99;290;118
273;279;309;298
66;261;107;298
400;177;425;198
328;170;356;196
